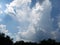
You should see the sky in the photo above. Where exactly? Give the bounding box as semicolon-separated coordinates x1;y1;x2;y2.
0;0;60;42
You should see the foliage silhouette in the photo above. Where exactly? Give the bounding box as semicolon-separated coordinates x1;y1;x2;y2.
0;33;13;45
0;33;60;45
40;39;56;45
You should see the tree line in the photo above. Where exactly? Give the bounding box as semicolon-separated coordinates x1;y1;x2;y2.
0;33;60;45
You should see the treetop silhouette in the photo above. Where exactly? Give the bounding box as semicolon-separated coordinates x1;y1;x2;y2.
0;33;60;45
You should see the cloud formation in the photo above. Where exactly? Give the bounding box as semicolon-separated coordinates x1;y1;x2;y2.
0;24;8;34
4;0;53;42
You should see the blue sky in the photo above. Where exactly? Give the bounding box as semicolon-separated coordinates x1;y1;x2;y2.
0;0;60;42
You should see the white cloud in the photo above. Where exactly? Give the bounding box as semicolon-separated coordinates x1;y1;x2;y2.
0;24;8;34
0;5;3;14
0;10;3;14
5;0;52;42
0;24;10;35
0;24;14;39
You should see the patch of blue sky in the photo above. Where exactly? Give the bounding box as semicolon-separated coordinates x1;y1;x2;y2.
30;0;37;8
0;0;13;4
0;15;19;33
50;0;60;30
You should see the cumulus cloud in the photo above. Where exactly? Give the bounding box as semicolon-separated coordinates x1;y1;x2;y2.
0;24;8;34
0;11;3;14
0;24;14;39
5;0;53;42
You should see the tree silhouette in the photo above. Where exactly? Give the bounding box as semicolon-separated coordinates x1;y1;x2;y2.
0;33;13;45
40;38;60;45
14;41;38;45
14;41;24;45
0;33;60;45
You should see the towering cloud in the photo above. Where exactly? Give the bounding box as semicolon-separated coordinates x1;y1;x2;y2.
5;0;53;42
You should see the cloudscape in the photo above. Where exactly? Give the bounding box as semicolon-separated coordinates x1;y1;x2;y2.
0;0;60;42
